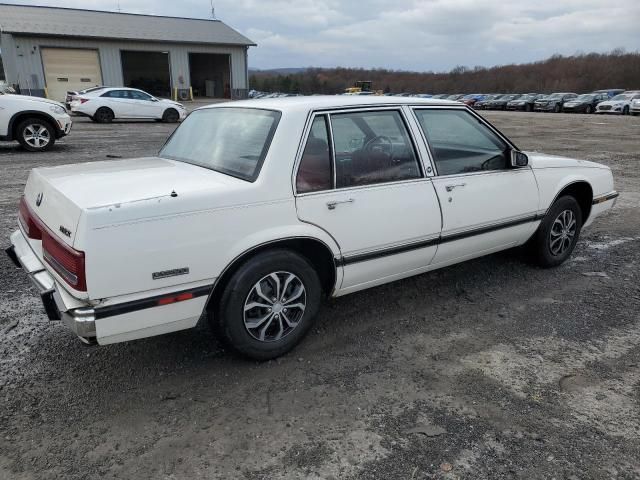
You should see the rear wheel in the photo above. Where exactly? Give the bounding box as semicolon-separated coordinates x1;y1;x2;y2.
528;196;582;267
554;104;561;113
622;106;629;116
17;118;55;152
585;105;593;114
162;108;180;123
94;107;114;123
213;249;322;360
525;104;532;112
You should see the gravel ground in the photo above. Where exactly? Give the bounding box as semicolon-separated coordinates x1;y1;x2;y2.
0;109;638;479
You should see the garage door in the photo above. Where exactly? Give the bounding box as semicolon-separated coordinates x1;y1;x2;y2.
41;48;102;102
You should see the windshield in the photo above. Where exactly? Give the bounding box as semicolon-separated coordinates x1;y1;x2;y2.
548;93;564;99
611;94;631;101
159;108;281;182
576;94;595;101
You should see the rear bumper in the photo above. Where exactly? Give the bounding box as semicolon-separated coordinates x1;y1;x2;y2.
6;228;211;345
5;230;96;341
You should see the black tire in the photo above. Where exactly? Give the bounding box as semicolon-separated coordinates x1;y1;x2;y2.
525;104;532;112
622;106;629;116
16;118;56;152
553;104;561;113
213;249;322;360
162;108;180;123
94;107;114;123
585;105;593;114
528;196;583;268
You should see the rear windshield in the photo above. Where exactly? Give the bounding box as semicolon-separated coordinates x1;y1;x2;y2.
159;107;281;182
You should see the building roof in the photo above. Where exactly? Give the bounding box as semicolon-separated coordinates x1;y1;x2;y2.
0;4;255;46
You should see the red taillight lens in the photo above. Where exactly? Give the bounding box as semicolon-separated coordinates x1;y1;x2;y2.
42;229;87;291
18;198;42;240
79;98;90;104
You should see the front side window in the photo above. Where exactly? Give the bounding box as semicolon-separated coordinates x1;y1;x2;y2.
296;115;332;194
130;90;153;101
414;109;509;176
159;108;281;182
330;110;421;188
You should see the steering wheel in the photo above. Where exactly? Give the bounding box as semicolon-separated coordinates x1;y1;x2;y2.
363;135;394;162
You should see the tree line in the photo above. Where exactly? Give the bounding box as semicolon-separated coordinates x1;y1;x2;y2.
249;50;640;95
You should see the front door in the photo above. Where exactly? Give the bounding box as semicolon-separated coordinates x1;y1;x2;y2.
295;109;442;292
412;107;540;266
126;89;162;118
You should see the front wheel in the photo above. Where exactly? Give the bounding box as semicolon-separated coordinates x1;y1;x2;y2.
17;118;55;152
213;250;322;360
527;196;582;268
162;108;180;123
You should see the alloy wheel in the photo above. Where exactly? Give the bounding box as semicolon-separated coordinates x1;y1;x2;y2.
549;209;576;256
23;124;51;149
243;271;306;342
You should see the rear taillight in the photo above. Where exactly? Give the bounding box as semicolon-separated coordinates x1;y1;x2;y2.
19;197;86;291
42;229;86;291
18;197;42;240
79;98;90;104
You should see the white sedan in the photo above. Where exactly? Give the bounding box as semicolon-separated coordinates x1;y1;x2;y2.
595;91;640;115
70;87;187;123
6;96;618;360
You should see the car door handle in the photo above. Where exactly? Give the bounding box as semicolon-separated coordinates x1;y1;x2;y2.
445;183;466;192
326;198;355;210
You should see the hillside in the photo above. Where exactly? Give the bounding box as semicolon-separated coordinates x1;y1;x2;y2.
249;50;640;94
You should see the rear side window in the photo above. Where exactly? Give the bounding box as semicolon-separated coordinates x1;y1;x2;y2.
414;109;509;175
102;90;129;98
159;108;280;182
329;110;421;188
296;115;333;194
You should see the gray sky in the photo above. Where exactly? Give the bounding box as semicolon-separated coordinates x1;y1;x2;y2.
3;0;639;71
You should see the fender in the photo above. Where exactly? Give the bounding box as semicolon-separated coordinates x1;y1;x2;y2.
6;110;63;140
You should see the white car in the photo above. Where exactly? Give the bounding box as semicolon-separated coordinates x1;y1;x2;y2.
630;98;640;116
595;92;640;115
6;97;618;360
0;92;72;151
70;87;187;123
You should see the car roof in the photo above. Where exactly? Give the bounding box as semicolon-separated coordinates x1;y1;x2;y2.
199;95;461;113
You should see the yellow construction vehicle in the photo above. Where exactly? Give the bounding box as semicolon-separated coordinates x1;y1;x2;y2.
344;81;382;95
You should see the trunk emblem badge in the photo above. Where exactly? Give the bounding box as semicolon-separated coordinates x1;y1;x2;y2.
35;193;43;207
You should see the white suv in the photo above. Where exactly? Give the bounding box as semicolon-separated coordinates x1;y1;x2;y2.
0;93;72;151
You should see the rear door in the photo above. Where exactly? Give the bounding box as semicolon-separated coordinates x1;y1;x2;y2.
412;107;540;266
295;108;441;292
99;90;132;118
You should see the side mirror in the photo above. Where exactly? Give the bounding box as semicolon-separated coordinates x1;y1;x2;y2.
510;150;529;167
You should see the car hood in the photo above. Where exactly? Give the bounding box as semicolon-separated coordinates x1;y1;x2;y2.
525;152;609;170
159;99;184;108
598;100;628;107
3;94;66;109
